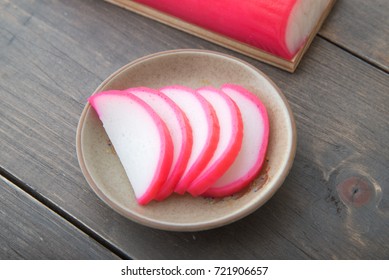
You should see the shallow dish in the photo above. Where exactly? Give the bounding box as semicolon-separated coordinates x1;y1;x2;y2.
76;49;296;231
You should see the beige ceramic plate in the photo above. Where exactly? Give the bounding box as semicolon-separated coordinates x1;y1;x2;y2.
76;49;296;231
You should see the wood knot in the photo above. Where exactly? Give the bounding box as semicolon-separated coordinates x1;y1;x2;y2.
336;176;373;208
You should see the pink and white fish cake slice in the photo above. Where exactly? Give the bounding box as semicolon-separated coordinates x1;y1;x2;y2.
128;87;193;201
160;85;220;194
203;84;269;198
187;87;243;196
89;90;173;205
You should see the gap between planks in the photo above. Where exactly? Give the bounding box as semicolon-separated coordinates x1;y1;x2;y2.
0;165;132;260
317;35;389;74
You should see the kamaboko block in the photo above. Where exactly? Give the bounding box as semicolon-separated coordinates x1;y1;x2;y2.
133;0;330;60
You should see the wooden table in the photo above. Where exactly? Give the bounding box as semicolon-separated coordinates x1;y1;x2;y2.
1;0;388;259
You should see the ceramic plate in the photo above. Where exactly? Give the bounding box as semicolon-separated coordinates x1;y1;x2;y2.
76;49;296;231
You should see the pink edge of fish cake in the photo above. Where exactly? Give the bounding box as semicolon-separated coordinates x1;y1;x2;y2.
88;90;173;205
202;84;269;198
128;87;193;201
187;86;243;196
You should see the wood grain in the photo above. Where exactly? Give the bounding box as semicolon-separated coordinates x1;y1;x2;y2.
319;0;389;72
0;175;119;259
0;0;388;259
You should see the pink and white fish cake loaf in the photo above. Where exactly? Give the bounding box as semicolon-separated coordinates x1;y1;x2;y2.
133;0;331;59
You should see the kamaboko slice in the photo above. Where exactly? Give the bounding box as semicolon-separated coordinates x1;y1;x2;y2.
202;84;269;198
88;90;173;205
133;0;330;59
187;87;243;196
160;85;220;194
128;87;193;201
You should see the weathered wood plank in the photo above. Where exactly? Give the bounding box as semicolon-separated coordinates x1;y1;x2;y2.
0;175;119;259
0;0;388;259
319;0;389;72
